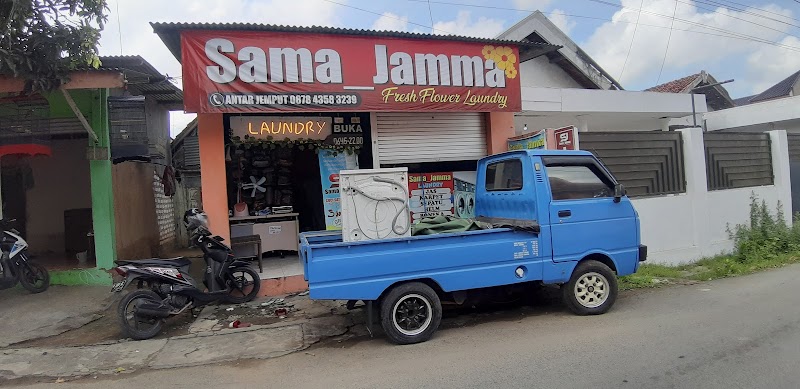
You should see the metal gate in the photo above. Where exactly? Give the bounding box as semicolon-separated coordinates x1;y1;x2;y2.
374;112;487;165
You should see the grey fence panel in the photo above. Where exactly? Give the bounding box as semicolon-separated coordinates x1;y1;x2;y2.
787;134;800;161
704;132;773;190
580;131;686;197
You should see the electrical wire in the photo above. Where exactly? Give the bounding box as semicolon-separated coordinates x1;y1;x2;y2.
321;0;454;35
692;0;800;28
619;0;644;83
668;0;800;36
656;0;680;85
115;0;123;55
712;0;800;23
407;0;800;53
583;0;800;46
426;0;435;34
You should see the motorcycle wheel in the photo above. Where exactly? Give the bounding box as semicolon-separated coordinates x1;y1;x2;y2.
19;261;50;294
223;267;261;304
117;290;164;340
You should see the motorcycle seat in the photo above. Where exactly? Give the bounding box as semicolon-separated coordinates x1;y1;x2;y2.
116;257;191;268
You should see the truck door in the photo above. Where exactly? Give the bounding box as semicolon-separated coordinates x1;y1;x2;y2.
543;156;637;263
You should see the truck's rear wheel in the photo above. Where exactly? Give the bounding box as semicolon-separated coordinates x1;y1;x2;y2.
562;260;618;315
380;282;442;345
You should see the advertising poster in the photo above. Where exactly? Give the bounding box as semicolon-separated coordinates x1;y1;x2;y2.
408;172;455;223
507;129;546;151
181;31;522;113
550;126;577;150
318;151;358;230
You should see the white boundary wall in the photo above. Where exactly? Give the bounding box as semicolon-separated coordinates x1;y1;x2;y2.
632;128;791;265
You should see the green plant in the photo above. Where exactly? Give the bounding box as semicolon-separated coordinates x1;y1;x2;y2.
0;0;108;93
727;193;798;263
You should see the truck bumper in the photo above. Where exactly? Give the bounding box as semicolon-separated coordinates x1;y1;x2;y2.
639;245;648;262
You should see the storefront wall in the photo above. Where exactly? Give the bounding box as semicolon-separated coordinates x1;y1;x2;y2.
176;28;525;249
196;110;515;241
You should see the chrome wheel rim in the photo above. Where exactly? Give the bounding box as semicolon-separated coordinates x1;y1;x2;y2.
393;294;432;336
574;272;609;308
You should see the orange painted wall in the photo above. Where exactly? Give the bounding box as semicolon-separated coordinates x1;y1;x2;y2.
197;113;230;242
486;112;516;155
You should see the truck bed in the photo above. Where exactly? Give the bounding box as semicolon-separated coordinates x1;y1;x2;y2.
300;228;544;300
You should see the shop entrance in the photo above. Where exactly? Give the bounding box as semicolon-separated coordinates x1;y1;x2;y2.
227;146;325;233
225;112;371;265
1;137;94;270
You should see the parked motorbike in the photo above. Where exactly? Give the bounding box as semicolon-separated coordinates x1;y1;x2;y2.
0;218;50;293
112;209;261;340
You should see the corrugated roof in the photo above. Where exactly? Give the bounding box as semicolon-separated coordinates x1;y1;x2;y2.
150;22;560;63
749;70;800;103
98;55;183;107
645;73;701;93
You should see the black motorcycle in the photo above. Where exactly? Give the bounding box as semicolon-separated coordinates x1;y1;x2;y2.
0;218;50;293
112;209;261;340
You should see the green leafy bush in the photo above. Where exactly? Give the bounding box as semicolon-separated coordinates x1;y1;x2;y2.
727;194;800;262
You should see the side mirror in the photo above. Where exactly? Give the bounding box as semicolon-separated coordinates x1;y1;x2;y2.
613;183;625;203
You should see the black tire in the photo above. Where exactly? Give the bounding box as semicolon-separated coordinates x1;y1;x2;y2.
19;262;50;293
223;267;261;304
117;290;164;340
562;260;618;315
380;282;442;345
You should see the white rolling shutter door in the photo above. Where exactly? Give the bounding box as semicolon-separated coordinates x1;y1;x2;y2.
375;112;487;165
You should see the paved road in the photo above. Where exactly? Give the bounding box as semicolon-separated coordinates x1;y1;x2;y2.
17;264;800;389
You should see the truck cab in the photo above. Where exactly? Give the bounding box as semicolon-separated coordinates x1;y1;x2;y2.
299;149;645;344
477;150;643;284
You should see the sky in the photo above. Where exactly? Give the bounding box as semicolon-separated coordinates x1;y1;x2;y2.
96;0;800;137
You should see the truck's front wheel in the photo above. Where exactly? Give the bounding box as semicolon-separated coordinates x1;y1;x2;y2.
562;260;618;315
380;282;442;345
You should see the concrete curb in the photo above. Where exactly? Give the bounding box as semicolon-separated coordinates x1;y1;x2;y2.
0;315;353;381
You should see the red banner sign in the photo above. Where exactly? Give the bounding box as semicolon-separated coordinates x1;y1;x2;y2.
181;31;522;113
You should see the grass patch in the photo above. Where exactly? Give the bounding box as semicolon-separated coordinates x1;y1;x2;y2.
619;253;800;290
620;194;800;290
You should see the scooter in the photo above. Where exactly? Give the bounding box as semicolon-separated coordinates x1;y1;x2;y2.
0;218;50;293
112;209;261;340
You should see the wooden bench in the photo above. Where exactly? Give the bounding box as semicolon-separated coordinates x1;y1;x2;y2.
230;234;263;273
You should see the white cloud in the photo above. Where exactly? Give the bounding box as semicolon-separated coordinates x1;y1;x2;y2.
582;0;796;89
548;9;576;36
512;0;552;11
746;35;800;94
432;11;506;38
371;12;409;32
100;0;345;136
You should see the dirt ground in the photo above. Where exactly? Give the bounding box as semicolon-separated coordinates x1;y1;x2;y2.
11;292;346;348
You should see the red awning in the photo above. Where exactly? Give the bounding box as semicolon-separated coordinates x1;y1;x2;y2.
0;144;52;157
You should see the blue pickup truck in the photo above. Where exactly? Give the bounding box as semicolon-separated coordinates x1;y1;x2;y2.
300;149;646;344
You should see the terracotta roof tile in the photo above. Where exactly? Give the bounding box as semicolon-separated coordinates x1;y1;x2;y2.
644;73;701;93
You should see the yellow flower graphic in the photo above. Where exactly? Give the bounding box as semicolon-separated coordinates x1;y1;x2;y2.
491;46;517;71
505;66;518;79
482;45;495;59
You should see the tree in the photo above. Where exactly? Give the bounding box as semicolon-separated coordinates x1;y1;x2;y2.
0;0;108;93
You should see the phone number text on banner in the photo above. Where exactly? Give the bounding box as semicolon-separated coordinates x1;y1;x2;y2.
209;92;361;110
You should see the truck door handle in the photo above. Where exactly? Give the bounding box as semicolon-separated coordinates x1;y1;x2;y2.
558;210;572;217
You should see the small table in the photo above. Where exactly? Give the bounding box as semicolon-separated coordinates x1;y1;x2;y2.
229;213;300;257
230;234;263;272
